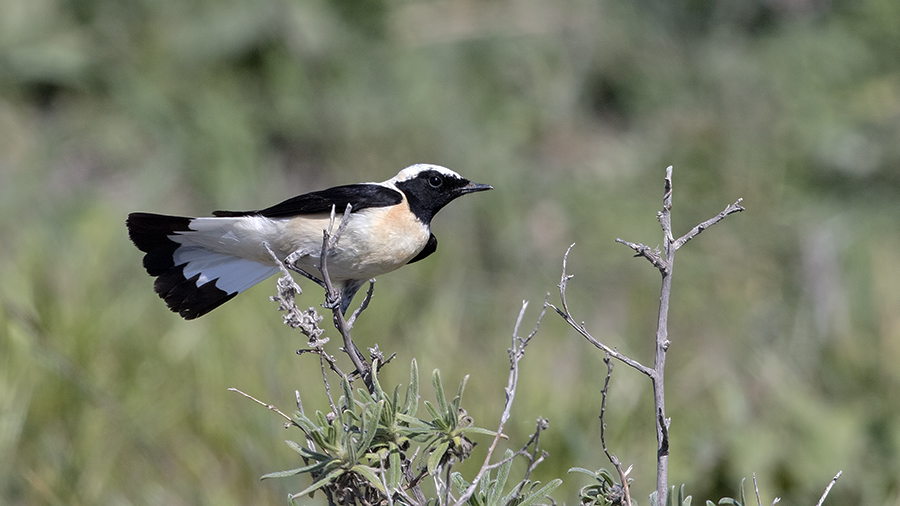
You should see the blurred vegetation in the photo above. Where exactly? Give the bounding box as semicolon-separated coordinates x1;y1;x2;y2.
2;0;899;504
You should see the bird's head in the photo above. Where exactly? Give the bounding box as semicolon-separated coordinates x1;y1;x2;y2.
388;164;492;224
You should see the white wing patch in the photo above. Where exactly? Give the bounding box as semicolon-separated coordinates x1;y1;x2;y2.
166;216;282;294
174;246;279;294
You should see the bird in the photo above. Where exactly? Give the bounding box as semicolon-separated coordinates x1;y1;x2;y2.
126;164;492;319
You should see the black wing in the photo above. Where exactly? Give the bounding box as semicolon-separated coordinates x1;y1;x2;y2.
407;234;437;264
212;184;403;218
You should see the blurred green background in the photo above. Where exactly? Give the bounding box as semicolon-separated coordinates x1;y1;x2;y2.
2;0;900;504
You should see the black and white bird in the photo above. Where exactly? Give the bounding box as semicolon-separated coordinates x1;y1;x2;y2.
126;164;492;319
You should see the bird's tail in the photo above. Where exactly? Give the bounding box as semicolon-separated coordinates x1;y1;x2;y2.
126;212;278;319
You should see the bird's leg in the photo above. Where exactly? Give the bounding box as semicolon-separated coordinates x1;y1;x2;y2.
323;290;342;311
283;251;326;287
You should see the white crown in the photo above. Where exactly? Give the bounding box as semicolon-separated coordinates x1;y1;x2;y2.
387;164;462;184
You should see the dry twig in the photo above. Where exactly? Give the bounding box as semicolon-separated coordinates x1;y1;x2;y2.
273;204;376;392
554;166;743;506
599;355;632;506
452;300;548;506
229;388;301;430
814;471;842;506
317;204;374;391
546;245;652;377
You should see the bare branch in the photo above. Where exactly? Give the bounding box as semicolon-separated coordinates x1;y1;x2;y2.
753;473;762;506
550;244;653;377
660;165;675;247
599;355;632;506
672;198;744;251
265;244;329;341
549;300;653;377
228;387;301;430
452;300;547;506
563;166;743;506
615;239;667;273
318;204;373;391
269;203;376;393
318;353;338;415
656;409;669;458
753;472;780;506
557;243;577;316
508;418;550;502
318;204;352;309
814;471;842;506
480;422;541;474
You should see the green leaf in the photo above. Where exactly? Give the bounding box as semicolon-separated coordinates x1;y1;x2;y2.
739;478;746;506
290;466;345;499
405;359;419;416
567;467;601;478
391;384;401;414
706;502;716;506
718;499;740;506
285;440;332;462
489;449;514;506
459;426;499;437
428;439;450;474
260;459;330;480
395;413;431;428
357;389;374;407
291;412;319;434
568;467;615;486
352;464;386;492
354;400;383;460
371;364;385;400
457;374;469;402
449;375;469;421
678;484;691;506
285;439;309;455
452;471;471;494
342;376;354;412
323;423;339;451
433;369;448;413
423;401;445;428
515;478;562;506
341;424;356;464
388;442;402;491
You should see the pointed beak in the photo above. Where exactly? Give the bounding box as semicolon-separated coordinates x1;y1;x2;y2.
459;182;493;195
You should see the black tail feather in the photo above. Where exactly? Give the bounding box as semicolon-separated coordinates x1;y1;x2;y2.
127;212;238;319
155;271;237;319
126;213;192;252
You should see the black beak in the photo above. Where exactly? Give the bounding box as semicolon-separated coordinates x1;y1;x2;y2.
459;182;493;195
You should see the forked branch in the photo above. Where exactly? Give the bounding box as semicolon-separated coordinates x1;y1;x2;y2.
452;300;548;506
546;245;652;378
554;165;744;506
599;355;632;506
269;203;376;392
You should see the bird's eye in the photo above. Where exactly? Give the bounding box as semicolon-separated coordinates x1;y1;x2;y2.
429;175;443;187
